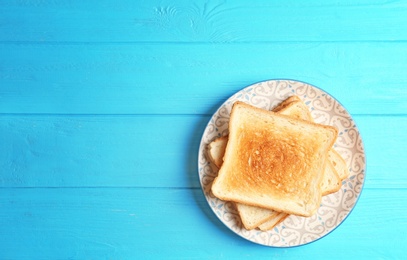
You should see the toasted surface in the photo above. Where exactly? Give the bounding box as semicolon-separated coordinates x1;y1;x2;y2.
211;101;338;217
207;95;300;169
328;149;350;180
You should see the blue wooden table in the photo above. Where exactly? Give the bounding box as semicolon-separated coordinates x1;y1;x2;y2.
1;1;406;258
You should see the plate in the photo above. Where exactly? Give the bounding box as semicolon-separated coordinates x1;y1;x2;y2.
198;79;366;247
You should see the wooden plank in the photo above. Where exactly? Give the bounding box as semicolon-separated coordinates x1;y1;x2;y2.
0;187;405;259
1;0;407;42
357;115;407;189
0;114;405;188
1;43;407;115
0;115;208;188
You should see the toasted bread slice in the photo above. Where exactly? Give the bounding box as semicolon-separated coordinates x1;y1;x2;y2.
208;97;342;229
211;101;338;217
209;98;305;230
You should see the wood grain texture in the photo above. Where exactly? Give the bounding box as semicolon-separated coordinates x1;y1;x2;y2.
0;114;404;188
1;43;407;115
0;188;405;259
0;115;207;188
1;0;406;258
1;0;407;42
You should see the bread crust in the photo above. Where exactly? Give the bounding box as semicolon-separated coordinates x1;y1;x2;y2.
328;149;350;180
258;212;290;231
207;136;227;168
235;203;279;230
272;95;301;112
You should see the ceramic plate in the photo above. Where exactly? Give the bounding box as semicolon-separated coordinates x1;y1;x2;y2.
198;79;366;247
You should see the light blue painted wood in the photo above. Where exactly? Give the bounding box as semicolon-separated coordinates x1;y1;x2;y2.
0;188;405;259
0;115;208;188
1;0;407;42
1;43;407;114
0;115;405;189
1;0;406;258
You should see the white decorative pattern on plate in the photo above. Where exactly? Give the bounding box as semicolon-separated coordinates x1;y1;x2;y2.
198;80;366;247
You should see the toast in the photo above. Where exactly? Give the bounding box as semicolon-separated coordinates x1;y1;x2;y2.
208;97;342;229
208;98;303;229
211;101;338;217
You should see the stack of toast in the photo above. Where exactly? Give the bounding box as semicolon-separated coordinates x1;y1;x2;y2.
207;96;350;231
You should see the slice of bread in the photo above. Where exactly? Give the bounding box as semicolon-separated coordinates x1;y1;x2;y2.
208;97;342;229
208;97;304;229
211;101;338;217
